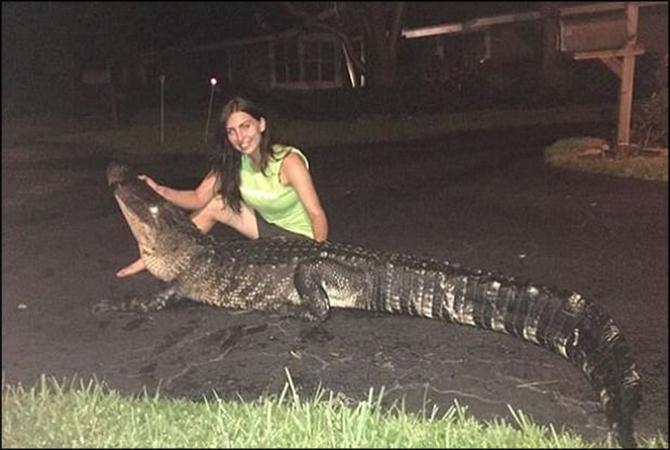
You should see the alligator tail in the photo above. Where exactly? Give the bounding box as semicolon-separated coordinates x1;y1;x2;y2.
374;264;641;447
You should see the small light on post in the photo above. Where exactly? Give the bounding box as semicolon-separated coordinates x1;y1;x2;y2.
205;77;218;144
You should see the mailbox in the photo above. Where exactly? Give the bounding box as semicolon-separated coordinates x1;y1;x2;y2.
560;13;629;53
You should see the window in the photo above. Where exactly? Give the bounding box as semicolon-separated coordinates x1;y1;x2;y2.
274;38;300;83
303;40;336;82
273;35;340;88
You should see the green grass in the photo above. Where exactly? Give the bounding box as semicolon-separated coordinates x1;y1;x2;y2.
545;137;668;182
6;103;665;182
3;372;667;448
37;103;614;156
272;104;614;149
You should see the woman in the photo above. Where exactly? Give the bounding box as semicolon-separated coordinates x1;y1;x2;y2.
117;96;328;277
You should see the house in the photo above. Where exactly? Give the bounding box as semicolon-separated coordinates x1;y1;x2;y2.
139;6;364;98
401;1;668;92
83;2;667;111
142;30;356;93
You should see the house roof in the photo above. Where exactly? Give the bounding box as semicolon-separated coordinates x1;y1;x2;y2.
402;1;668;39
144;2;667;55
403;2;538;29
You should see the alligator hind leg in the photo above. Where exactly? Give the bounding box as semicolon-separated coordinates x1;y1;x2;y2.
293;258;367;322
92;283;184;314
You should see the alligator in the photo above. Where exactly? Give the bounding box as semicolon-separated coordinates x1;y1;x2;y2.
96;162;642;447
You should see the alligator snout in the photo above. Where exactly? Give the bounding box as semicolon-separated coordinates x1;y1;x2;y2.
106;162;131;186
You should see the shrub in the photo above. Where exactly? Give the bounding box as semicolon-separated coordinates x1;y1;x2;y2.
631;86;668;148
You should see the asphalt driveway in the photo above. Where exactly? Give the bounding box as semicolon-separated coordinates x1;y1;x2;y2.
2;124;667;444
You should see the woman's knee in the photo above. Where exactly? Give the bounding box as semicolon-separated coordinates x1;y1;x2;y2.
204;195;241;222
191;196;257;237
191;196;227;230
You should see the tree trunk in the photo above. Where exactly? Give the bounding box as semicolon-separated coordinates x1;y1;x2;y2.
364;2;404;89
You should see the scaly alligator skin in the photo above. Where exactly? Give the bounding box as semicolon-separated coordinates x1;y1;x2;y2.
96;162;642;447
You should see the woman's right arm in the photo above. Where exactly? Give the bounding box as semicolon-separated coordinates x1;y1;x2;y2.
141;170;218;210
116;171;219;277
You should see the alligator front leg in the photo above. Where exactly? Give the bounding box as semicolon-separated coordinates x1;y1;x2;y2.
293;258;368;322
92;283;184;314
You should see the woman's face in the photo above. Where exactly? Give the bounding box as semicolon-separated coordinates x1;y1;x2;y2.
225;111;266;156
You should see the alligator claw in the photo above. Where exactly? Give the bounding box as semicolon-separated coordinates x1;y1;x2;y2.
91;298;119;314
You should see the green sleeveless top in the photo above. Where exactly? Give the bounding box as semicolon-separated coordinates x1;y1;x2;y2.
239;145;313;239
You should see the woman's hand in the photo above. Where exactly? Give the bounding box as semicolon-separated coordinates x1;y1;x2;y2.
138;174;164;196
116;258;146;277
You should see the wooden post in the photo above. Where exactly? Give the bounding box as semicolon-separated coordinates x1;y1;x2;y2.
616;2;640;152
617;51;636;148
568;2;645;157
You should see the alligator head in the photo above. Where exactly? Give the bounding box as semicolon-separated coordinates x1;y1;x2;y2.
106;162;211;281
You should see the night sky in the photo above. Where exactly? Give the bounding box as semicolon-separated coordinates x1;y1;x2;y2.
2;2;273;111
3;2;260;68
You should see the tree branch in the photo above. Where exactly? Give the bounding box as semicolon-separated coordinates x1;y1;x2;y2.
283;2;366;75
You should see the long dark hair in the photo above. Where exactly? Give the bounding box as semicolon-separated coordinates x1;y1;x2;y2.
210;96;275;213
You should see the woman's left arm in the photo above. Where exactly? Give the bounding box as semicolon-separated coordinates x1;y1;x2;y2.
281;153;329;242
